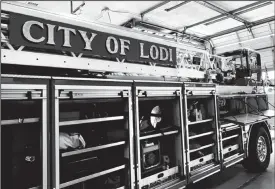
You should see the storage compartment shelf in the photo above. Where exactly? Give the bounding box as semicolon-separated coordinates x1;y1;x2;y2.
223;144;239;155
28;186;42;189
138;96;177;101
139;130;179;140
186;95;213;99
220;123;237;129
222;134;239;142
189;143;214;153
222;113;269;126
190;162;217;175
59;116;124;126
221;125;240;131
140;166;179;187
188;118;213;125
260;110;275;118
1;117;40;125
60;164;126;188
62;141;126;157
223;153;245;168
219;94;266;99
224;153;243;162
189;131;214;140
189;153;214;167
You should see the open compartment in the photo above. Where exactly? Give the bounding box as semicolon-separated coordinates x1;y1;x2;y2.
1;83;47;189
218;97;246;119
219;94;273;126
52;80;134;189
246;95;274;118
186;97;215;123
183;83;221;183
221;125;243;160
134;84;186;189
218;95;246;167
220;123;244;168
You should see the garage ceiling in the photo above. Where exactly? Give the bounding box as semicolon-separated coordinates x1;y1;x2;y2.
18;1;275;69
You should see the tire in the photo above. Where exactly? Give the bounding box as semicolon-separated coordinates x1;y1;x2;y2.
242;127;271;172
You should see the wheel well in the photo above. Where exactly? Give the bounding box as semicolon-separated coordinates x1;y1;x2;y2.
248;122;273;154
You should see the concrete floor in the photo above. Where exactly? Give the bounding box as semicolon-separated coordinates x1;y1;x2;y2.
189;140;274;189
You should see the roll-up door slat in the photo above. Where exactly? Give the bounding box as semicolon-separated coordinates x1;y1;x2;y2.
1;89;43;100
58;89;129;99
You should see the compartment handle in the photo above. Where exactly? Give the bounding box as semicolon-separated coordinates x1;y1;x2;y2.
119;90;129;98
138;90;147;97
228;148;232;152
158;173;164;178
186;90;193;96
175;90;181;96
199;158;204;163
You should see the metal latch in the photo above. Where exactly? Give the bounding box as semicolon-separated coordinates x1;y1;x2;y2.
26;91;32;100
186;90;193;96
67;91;84;99
210;90;216;95
58;89;64;97
26;90;43;100
138;90;147;97
68;91;73;99
25;156;36;162
119;90;129;98
175;90;181;96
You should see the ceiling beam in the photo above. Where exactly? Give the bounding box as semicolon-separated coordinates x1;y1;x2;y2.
267;22;275;64
248;28;255;38
255;45;275;51
121;1;170;27
267;22;275;46
235;32;242;47
165;1;191;12
204;1;272;26
141;1;171;18
204;16;275;39
194;1;251;25
262;67;274;72
179;1;271;31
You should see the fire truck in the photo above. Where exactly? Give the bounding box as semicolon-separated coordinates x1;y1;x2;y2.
1;2;274;189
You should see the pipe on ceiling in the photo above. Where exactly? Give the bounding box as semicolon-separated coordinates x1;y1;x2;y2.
70;1;85;14
165;1;191;12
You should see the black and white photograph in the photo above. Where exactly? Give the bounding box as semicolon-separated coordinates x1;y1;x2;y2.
0;1;274;189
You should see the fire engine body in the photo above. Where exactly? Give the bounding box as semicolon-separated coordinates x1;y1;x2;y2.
1;2;274;189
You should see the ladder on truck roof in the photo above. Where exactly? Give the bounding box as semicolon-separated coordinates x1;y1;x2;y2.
1;1;224;80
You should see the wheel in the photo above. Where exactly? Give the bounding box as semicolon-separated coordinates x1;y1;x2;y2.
242;127;271;172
